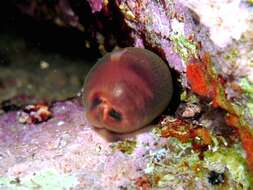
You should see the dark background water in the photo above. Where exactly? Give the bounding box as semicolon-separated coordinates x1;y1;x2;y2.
0;1;97;107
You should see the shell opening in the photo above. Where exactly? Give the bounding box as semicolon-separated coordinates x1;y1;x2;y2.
108;109;122;122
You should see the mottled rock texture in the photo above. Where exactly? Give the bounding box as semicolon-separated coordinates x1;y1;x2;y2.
1;0;253;189
13;0;253;126
0;99;252;189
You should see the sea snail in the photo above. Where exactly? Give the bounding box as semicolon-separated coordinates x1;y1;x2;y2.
83;47;173;133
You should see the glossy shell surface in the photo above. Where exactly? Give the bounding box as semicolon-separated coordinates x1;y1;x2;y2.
83;47;173;133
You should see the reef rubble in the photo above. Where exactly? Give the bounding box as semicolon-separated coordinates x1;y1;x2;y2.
14;0;253;129
0;98;252;189
1;0;253;189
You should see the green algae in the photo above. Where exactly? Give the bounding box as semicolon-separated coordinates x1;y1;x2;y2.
0;169;78;190
111;139;137;155
246;0;253;5
240;78;253;99
180;90;199;103
170;34;197;62
143;138;201;188
204;147;253;190
224;48;239;62
145;130;253;189
239;78;253;117
247;102;253;117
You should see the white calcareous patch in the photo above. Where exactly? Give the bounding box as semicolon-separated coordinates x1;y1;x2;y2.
57;120;65;126
181;0;250;48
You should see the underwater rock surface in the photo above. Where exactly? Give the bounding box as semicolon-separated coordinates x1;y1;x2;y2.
14;0;253;127
2;0;253;188
0;98;252;189
0;99;144;189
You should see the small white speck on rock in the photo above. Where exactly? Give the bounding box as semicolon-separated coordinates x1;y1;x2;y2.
57;121;65;126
